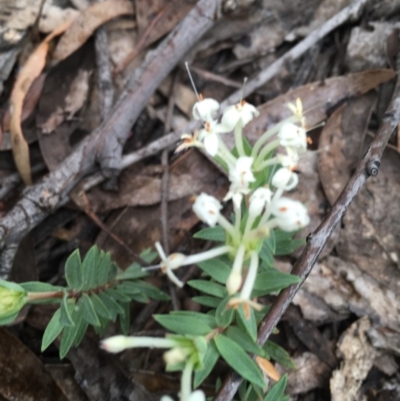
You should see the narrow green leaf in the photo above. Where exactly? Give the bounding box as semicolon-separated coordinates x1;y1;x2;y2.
130;281;170;301
188;280;226;298
226;326;264;356
129;293;150;303
193;226;225;242
60;294;75;327
253;270;300;296
259;242;274;269
81;246;99;290
21;282;63;292
140;248;158;263
154;312;214;336
116;282;141;295
105;288;131;303
64;249;83;290
197;258;231;284
73;319;88;347
274;230;304;255
98;291;123;320
117;264;148;281
264;231;276;254
214;335;265;389
97;251;112;286
59;310;82;359
192;296;220;308
78;294;101;326
119;302;130;335
215;296;234;328
264;374;288;401
90;293;113;320
193;341;220;388
264;341;295;369
41;308;63;352
236;306;258;342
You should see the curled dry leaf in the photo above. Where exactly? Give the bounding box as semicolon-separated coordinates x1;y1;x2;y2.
52;0;134;62
9;20;74;185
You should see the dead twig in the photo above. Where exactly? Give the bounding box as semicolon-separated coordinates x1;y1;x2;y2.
212;35;400;401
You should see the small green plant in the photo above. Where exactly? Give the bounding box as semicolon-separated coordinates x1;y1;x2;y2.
0;82;311;400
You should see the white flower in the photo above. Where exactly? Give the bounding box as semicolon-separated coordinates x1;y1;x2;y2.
187;390;206;401
175;131;203;153
220;100;259;131
278;123;307;153
192;193;222;227
229;156;255;187
226;270;242;295
164;347;188;366
249;187;272;217
155;242;186;287
272;168;298;191
271;198;310;232
224;157;255;208
277;148;299;170
198;121;225;156
192;98;219;122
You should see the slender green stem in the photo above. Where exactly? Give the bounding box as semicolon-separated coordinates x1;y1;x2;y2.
254;139;280;167
181;359;194;401
217;136;236;165
27;291;63;301
234;123;245;157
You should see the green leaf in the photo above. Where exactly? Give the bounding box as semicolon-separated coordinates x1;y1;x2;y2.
97;251;112;286
117;264;148;281
130;281;170;301
73;319;88;347
105;288;131;303
259;242;274;269
197;258;231;284
214;335;265;389
60;294;75;327
98;291;124;320
154;312;215;336
41;308;63;352
64;249;83;290
225;326;264;356
59;310;82;358
264;374;288;401
274;230;304;255
253;270;300;297
21;282;63;292
140;248;158;263
119;302;130;335
192;296;220;308
264;341;296;369
215;296;234;328
264;231;276;254
236;304;257;342
116;282;141;296
194;341;220;388
193;226;225;242
90;293;113;320
188;280;226;298
81;246;99;290
78;294;100;327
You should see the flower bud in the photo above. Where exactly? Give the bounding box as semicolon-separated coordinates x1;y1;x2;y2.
271;197;310;232
249;187;272;217
0;279;27;323
272;168;298;191
226;270;242;294
192;98;219;122
192;193;222;227
163;347;188;366
278;123;307;152
100;335;131;353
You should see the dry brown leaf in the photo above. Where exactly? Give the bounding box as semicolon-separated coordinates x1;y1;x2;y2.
52;0;134;62
9;20;73;185
0;328;70;401
255;356;281;382
318;93;376;204
245;69;395;147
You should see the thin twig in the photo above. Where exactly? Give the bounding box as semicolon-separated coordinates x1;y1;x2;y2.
213;36;400;401
161;71;180;310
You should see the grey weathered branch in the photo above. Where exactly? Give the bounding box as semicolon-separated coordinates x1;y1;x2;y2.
0;0;221;277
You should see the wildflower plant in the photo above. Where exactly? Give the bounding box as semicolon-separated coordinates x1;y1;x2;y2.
0;73;312;400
